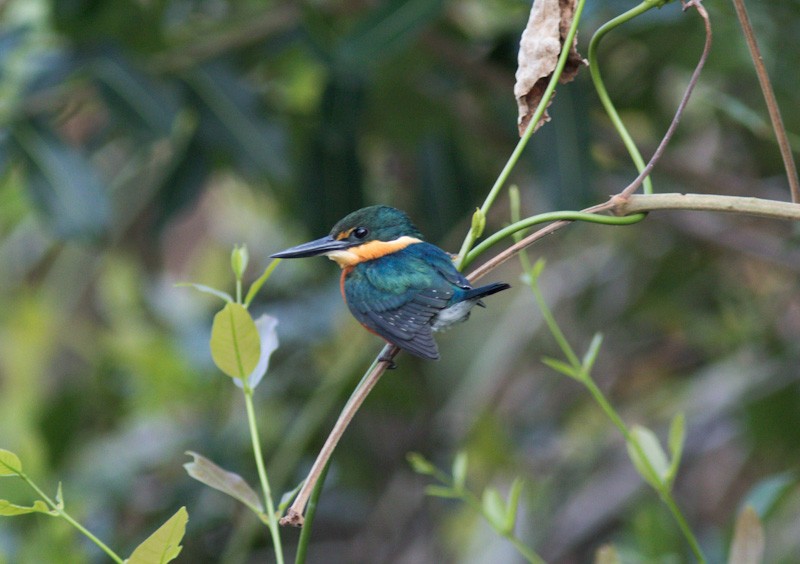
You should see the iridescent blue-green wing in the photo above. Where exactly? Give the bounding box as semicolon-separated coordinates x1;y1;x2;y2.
361;304;441;360
344;248;456;360
347;284;452;360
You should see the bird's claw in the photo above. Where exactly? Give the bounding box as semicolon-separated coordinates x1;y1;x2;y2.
379;355;397;370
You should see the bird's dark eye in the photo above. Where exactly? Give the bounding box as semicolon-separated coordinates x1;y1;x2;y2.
353;227;369;239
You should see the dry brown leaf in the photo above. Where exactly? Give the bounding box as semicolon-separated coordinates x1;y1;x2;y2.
514;0;586;137
728;506;765;564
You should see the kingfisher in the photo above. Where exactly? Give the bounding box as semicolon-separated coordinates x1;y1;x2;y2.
271;205;510;360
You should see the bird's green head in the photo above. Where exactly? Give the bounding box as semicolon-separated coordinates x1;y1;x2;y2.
271;206;425;267
329;205;424;244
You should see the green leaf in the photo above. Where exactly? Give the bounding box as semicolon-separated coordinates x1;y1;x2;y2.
542;357;579;379
471;208;486;239
233;314;279;390
666;412;686;487
127;507;188;564
530;258;546;283
231;244;249;281
0;449;22;476
742;472;797;519
509;186;522;236
186;65;289;181
502;478;524;535
175;282;233;304
424;485;459;499
209;303;261;380
407;452;437;476
481;487;507;532
184;452;263;513
451;452;468;491
337;0;444;69
728;506;764;564
581;333;604;374
15;125;111;239
92;52;179;136
244;259;281;307
626;425;669;490
0;499;58;516
55;482;64;510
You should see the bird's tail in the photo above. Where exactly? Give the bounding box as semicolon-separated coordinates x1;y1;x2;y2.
465;281;511;306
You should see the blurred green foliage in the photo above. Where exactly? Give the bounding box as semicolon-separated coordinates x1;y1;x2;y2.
1;0;800;562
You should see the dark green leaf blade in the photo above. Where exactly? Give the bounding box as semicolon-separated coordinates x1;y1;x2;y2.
15;126;111;239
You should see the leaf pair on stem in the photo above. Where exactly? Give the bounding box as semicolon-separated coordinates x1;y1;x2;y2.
0;448;187;564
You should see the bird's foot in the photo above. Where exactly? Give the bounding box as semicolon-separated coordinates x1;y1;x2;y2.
379;355;397;370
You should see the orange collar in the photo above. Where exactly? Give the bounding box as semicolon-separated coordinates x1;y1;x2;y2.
326;236;421;268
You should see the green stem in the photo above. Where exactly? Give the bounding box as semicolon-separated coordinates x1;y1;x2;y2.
19;475;124;564
458;0;669;271
579;375;632;442
245;259;281;308
580;375;705;562
528;273;581;369
294;461;330;564
588;1;667;196
455;0;588;270
508;535;546;564
526;263;705;562
458;490;546;564
463;210;642;270
244;387;284;564
661;491;705;561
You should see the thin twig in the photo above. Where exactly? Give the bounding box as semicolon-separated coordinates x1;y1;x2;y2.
470;0;713;282
282;0;591;524
280;345;399;527
730;0;800;203
618;0;712;200
468;219;570;282
282;0;735;527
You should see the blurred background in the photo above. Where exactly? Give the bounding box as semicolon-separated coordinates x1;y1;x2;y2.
1;0;799;562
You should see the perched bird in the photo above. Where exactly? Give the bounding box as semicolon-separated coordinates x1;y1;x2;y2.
271;205;510;360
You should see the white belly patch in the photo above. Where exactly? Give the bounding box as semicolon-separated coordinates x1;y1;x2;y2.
431;300;476;332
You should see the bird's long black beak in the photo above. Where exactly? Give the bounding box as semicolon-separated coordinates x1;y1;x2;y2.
270;235;351;259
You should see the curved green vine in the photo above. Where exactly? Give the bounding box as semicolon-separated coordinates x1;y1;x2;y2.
457;0;678;270
588;0;676;196
461;209;642;270
455;0;589;270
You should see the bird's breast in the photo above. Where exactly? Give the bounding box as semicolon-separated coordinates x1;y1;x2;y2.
339;267;353;302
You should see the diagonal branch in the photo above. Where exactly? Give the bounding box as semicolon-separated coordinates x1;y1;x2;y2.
618;0;712;199
610;193;800;220
280;1;716;527
280;345;399;527
730;0;800;203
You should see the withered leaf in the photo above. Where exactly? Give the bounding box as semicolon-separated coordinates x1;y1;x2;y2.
728;506;765;564
514;0;586;137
